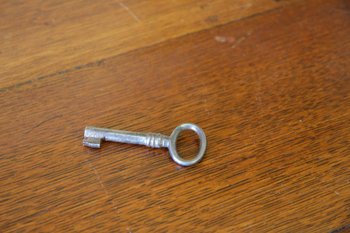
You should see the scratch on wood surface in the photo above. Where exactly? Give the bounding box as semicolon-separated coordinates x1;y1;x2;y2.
214;31;252;49
231;31;253;49
214;36;236;43
250;73;263;146
118;2;141;22
88;161;108;194
0;59;104;93
203;97;210;116
255;74;263;108
231;31;252;49
199;78;211;117
26;115;62;134
231;37;246;48
86;159;119;211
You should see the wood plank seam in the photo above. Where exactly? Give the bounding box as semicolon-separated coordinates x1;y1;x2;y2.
0;3;291;94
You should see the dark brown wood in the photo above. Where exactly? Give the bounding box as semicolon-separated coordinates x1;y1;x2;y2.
1;0;350;232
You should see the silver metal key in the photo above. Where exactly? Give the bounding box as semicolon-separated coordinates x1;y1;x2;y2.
83;123;207;166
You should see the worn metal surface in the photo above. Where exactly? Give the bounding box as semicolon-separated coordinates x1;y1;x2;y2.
83;123;207;166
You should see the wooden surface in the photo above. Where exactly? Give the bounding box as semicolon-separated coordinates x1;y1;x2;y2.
1;0;350;232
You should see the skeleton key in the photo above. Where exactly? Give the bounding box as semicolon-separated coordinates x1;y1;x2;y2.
83;123;207;166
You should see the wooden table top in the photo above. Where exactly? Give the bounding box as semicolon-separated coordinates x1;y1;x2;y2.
1;0;350;232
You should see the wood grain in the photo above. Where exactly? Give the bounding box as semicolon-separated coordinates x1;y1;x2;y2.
1;0;350;232
0;0;284;89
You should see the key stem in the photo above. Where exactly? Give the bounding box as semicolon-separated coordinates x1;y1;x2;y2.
83;126;170;149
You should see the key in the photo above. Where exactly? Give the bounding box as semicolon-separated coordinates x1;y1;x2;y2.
83;123;207;166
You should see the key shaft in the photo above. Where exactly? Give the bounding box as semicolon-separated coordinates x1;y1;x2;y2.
83;126;169;149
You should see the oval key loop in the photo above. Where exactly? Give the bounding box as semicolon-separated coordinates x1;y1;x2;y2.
83;123;207;166
168;123;207;166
